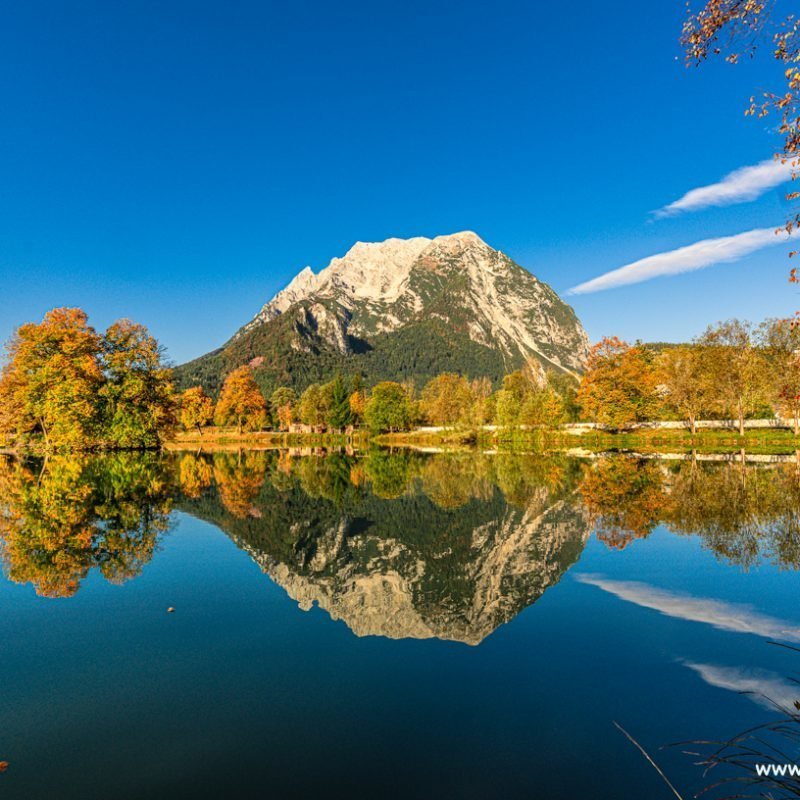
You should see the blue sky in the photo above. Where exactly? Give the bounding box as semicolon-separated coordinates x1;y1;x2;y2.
1;0;797;363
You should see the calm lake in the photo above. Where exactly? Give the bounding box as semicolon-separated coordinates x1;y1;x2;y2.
1;449;799;799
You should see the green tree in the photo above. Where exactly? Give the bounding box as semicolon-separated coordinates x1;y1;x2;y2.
493;371;532;427
518;387;565;428
100;319;177;448
270;386;297;431
214;366;267;434
179;386;214;434
698;320;770;435
363;382;414;433
546;371;581;422
326;374;352;431
298;383;325;427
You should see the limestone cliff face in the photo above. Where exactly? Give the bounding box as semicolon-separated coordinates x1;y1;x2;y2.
239;496;589;645
242;232;589;375
175;232;589;394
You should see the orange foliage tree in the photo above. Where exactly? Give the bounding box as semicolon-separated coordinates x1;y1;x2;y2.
270;387;297;431
0;308;177;450
577;337;660;430
214;366;267;434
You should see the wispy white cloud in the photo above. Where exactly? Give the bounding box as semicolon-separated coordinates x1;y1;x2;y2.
683;661;800;712
567;227;789;295
575;574;800;643
655;159;795;218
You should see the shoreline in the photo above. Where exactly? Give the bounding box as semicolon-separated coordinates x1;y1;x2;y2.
4;422;800;457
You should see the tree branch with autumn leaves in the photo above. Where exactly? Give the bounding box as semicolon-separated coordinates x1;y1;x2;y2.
682;1;800;273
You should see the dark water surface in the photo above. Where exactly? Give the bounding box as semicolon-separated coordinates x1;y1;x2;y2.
1;450;799;799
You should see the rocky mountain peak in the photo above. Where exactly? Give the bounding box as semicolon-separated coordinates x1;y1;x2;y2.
176;231;589;395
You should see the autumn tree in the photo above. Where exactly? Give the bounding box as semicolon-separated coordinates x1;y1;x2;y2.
518;386;565;428
270;386;297;431
0;308;103;449
494;370;534;427
349;389;367;427
180;386;214;434
657;346;712;434
100;319;177;448
420;373;474;427
214;366;268;434
759;316;800;434
348;374;367;428
698;320;770;435
577;337;661;430
363;381;414;433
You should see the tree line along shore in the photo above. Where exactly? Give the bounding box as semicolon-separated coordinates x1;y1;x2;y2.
1;308;799;452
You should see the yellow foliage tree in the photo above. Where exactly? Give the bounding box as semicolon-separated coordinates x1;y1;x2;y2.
0;308;103;448
420;373;474;427
180;387;214;434
214;366;267;434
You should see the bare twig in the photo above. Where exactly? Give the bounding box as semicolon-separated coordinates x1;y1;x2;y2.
613;720;686;800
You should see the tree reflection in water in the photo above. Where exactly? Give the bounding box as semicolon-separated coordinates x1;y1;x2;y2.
2;449;800;608
0;453;173;597
173;449;588;644
578;453;800;569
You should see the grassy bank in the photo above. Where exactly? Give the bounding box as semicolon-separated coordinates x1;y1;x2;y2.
548;427;800;455
165;428;371;451
8;425;799;456
378;426;800;455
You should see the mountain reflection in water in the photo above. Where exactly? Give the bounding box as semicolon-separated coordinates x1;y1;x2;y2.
1;450;799;643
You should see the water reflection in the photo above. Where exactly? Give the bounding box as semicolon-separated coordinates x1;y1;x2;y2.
0;454;173;597
580;454;800;569
176;450;589;644
1;450;800;639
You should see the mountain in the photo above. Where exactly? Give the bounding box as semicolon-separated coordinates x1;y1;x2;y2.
175;231;589;395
